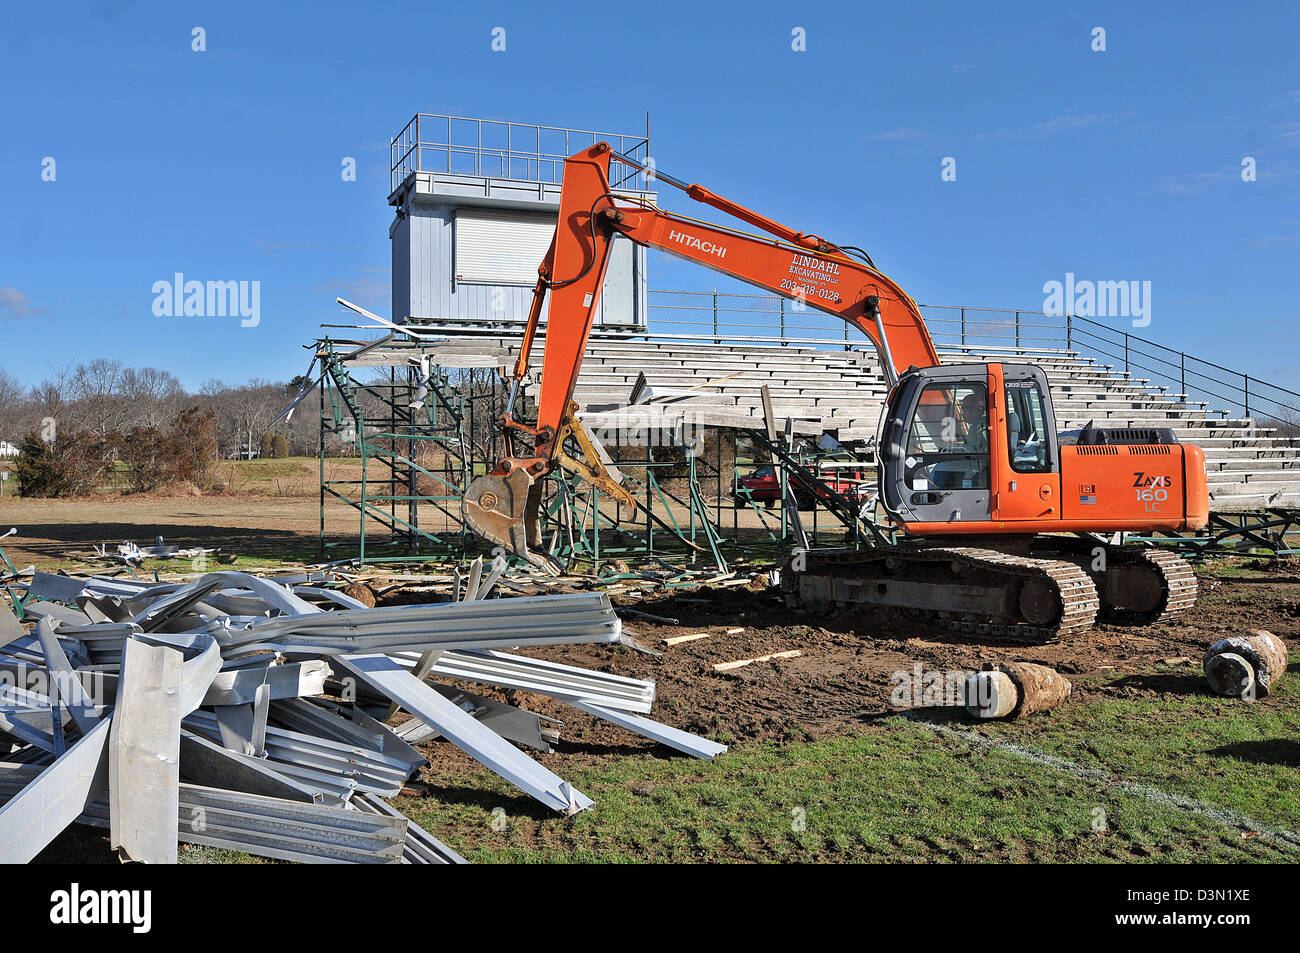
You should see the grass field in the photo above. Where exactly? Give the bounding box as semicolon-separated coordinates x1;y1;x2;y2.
384;665;1300;864
162;649;1299;866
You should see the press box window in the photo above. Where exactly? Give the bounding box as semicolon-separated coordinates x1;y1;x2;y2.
453;209;555;285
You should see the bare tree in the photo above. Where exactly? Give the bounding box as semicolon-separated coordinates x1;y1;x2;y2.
121;366;186;429
28;364;75;442
5;361;313;467
198;378;227;399
222;378;283;459
69;358;130;440
0;367;24;442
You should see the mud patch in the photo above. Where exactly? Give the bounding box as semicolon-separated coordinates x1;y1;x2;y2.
395;566;1300;772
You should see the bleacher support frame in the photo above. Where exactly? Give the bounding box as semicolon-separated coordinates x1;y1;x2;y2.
314;336;863;571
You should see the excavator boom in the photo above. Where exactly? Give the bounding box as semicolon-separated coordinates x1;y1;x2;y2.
464;143;940;565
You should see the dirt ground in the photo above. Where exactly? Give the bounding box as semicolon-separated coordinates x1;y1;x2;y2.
0;493;346;565
399;563;1300;791
10;482;1299;862
6;484;1298;805
0;487;826;567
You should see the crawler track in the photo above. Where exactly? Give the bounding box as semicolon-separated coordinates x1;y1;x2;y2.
1025;539;1201;626
1096;546;1199;625
782;546;1100;644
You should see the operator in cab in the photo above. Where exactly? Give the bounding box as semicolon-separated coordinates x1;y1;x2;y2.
960;391;989;453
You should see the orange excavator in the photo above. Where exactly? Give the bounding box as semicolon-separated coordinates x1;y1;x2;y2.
463;143;1208;642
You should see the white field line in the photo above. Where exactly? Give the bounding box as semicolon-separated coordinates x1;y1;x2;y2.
898;712;1300;852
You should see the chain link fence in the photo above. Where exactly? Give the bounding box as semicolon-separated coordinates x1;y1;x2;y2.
647;289;855;347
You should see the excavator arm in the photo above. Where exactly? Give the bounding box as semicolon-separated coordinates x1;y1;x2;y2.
464;142;939;568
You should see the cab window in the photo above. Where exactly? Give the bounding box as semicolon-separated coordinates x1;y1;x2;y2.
904;381;989;490
1005;379;1051;473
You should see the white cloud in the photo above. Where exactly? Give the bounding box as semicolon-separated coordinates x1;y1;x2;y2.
870;110;1141;147
974;110;1137;143
1157;169;1237;194
0;286;53;321
1249;234;1300;248
1271;119;1300;146
1031;110;1138;135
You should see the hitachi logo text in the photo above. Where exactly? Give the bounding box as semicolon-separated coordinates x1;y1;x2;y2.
669;230;726;259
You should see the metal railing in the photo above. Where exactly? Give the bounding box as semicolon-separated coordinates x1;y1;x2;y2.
647;289;859;347
933;305;1300;436
644;291;1064;352
391;114;651;192
641;291;1300;435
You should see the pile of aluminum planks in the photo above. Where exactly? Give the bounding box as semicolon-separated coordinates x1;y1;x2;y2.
0;563;724;864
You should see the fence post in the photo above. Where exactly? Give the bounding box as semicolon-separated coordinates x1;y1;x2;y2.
1015;311;1021;350
961;307;966;346
1180;352;1186;400
1244;375;1250;419
780;297;785;345
1066;314;1072;351
414;114;420;174
1124;335;1129;376
712;290;718;343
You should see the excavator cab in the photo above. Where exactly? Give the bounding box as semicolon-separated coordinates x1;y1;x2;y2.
879;363;1058;527
880;360;1208;536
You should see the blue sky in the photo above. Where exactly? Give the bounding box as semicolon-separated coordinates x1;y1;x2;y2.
1;0;1297;392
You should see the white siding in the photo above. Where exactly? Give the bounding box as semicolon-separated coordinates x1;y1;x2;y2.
389;177;647;327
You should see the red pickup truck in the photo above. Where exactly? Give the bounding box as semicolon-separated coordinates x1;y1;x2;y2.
732;465;874;510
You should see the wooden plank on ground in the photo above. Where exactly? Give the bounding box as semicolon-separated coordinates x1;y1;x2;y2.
712;650;802;673
663;633;710;646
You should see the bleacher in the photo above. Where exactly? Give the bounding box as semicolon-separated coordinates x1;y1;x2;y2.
425;334;1300;511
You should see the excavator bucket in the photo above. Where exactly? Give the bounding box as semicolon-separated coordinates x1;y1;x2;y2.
462;468;560;574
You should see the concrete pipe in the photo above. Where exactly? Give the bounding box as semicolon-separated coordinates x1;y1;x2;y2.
1204;630;1288;698
965;661;1072;720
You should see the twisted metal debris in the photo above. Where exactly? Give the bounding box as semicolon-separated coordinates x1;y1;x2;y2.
0;560;725;863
